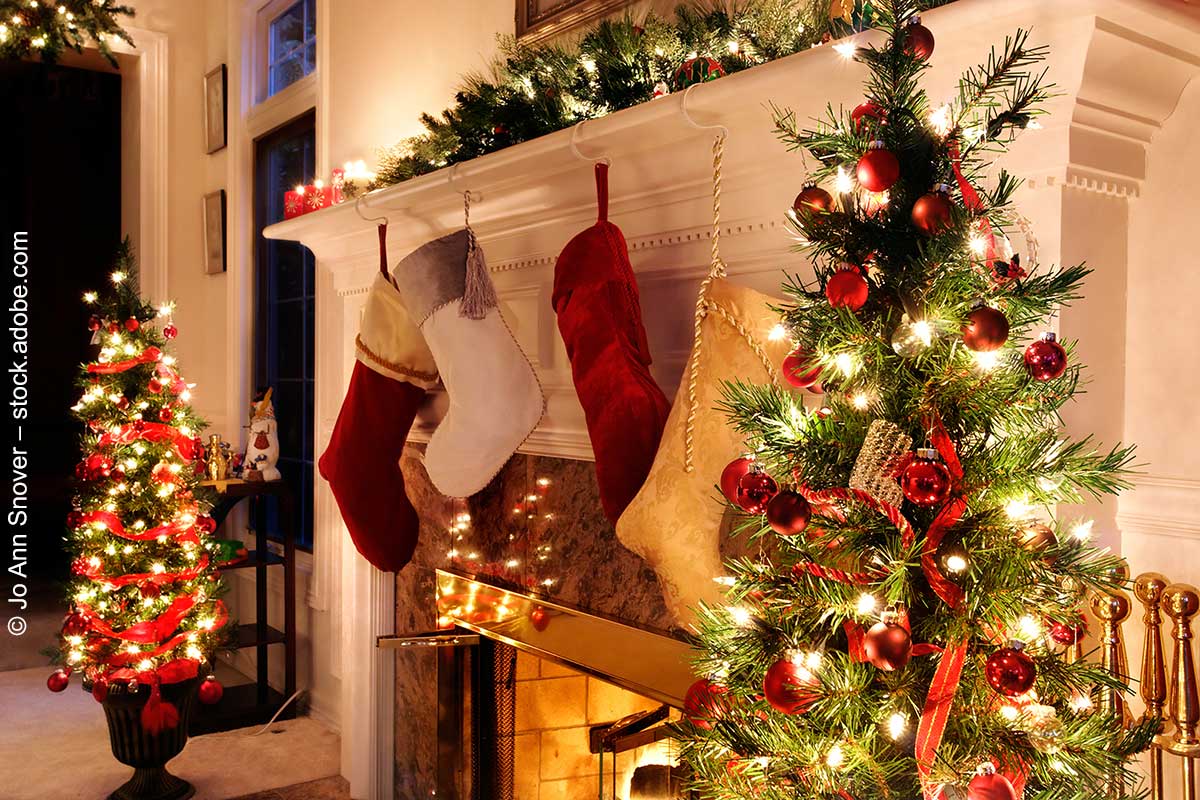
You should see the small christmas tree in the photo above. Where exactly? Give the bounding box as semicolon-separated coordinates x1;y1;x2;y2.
676;3;1154;799
48;241;228;732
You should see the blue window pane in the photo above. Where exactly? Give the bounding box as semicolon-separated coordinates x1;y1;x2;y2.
273;243;305;300
267;0;316;97
269;54;305;96
273;381;303;458
269;2;304;63
275;300;304;379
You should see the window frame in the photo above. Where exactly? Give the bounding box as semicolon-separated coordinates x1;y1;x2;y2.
253;0;317;105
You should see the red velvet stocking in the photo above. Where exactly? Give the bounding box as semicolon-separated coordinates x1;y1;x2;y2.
319;361;425;571
553;163;671;524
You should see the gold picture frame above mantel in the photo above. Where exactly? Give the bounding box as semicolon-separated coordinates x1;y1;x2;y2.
517;0;639;42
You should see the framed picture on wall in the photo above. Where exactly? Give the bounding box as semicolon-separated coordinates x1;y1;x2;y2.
517;0;637;42
203;190;227;275
204;64;228;153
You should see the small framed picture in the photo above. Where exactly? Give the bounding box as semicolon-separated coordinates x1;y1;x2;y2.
204;64;227;154
203;190;227;275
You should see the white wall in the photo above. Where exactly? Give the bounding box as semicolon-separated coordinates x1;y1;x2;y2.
1120;75;1200;592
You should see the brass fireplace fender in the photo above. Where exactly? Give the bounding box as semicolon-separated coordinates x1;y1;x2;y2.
378;568;696;709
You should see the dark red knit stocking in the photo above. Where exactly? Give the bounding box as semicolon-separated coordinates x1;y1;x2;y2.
319;361;424;571
553;163;671;524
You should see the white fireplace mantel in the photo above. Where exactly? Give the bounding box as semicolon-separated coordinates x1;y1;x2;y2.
263;1;1200;796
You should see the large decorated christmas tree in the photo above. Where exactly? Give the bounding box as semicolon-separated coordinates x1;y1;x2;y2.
676;3;1154;799
48;242;227;732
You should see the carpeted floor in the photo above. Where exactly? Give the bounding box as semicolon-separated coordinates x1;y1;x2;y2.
0;666;341;800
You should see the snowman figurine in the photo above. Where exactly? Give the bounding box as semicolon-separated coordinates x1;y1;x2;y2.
243;388;281;482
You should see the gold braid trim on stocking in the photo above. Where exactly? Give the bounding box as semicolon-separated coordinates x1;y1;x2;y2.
355;334;440;385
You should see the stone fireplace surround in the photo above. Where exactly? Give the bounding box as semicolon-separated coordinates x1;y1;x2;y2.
263;2;1200;796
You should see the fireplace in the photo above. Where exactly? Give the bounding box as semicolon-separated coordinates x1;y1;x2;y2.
381;568;694;799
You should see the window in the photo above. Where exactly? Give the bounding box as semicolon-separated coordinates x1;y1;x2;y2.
254;112;316;549
266;0;316;97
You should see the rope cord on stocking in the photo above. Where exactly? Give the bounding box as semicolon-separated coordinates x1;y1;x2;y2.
683;132;727;472
681;131;779;472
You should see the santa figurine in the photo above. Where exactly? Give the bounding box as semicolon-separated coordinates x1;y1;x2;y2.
243;388;281;482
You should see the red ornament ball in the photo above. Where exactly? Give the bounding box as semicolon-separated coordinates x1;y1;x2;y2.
899;449;952;507
85;453;114;479
147;377;164;394
903;19;935;61
158;406;175;422
125;318;140;332
530;605;550;632
794;185;835;215
139;582;161;599
762;658;818;715
911;188;954;236
198;676;224;705
1050;619;1086;646
163;324;178;340
962;306;1010;352
115;395;130;410
62;612;90;637
782;349;822;389
1024;332;1068;381
851;101;885;131
985;644;1037;697
47;669;70;693
88;315;101;332
857;142;900;193
826;268;869;311
720;456;756;504
66;510;83;529
766;491;812;536
684;678;729;729
107;321;120;334
968;764;1018;800
92;678;109;703
863;619;912;672
736;469;779;514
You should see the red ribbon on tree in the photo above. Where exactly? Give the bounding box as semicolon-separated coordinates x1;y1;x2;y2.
86;346;162;374
99;601;228;671
919;416;966;611
77;510;200;547
96;421;199;461
798;486;916;548
83;593;200;643
87;553;210;589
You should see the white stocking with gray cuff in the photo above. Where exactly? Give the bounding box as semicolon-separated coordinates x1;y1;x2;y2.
392;228;544;497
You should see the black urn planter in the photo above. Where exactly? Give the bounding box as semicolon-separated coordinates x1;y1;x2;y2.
98;678;199;800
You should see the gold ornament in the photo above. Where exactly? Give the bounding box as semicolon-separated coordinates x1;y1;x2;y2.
849;419;912;507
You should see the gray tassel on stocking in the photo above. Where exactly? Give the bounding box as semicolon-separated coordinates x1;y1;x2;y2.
460;228;498;320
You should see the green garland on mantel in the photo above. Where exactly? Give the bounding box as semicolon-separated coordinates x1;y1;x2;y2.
374;0;952;188
0;0;135;67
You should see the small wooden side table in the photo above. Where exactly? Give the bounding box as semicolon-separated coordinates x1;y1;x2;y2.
190;478;297;735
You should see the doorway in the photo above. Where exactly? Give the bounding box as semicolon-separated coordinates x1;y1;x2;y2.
0;59;122;671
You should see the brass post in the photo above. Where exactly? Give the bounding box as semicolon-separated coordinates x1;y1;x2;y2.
1091;588;1133;725
1091;584;1133;800
1163;584;1200;800
1135;572;1169;800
